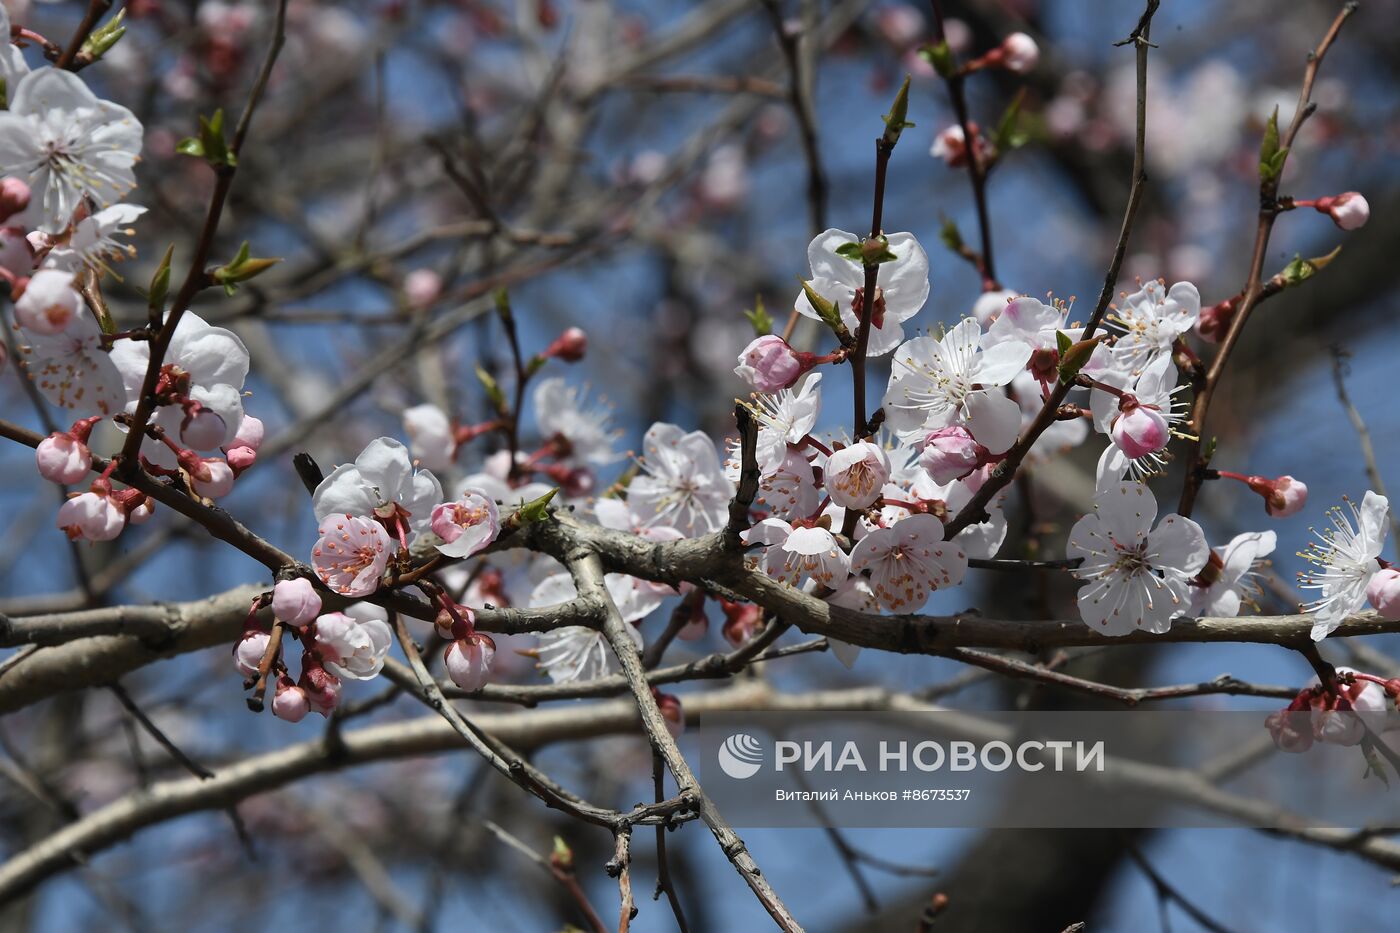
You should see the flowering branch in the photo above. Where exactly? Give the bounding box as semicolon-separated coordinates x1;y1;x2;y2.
944;0;1159;538
1177;2;1358;516
117;0;289;471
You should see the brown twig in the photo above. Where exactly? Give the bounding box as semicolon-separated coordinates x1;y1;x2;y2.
929;0;997;286
1176;2;1357;517
943;0;1159;539
54;0;113;71
1329;346;1399;541
118;0;289;470
480;821;607;933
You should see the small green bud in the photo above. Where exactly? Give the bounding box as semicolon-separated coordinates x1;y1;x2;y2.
475;365;507;413
514;488;559;525
743;295;773;336
1258;106;1288;183
211;241;281;295
881;76;915;146
1056;336;1102;383
80;10;127;62
918;40;955;78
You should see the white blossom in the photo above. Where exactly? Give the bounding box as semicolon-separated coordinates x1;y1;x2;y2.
1067;483;1208;635
312;437;443;540
0;68;143;233
795;229;930;357
849;513;967;611
1300;492;1389;641
534;377;621;466
1190;530;1275;617
628;422;733;536
883;318;1031;452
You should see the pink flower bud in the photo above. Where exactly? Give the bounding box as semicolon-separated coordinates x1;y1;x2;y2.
1111;402;1169;459
57;491;126;542
191;458;235;498
0;178;30;223
180;405;228;451
1367;568;1400;621
877;5;924;48
14;269;80;335
1195;297;1236;343
734;335;804;393
0;226;34;279
998;32;1039;73
721;599;762;646
177;448;214;483
655;691;685;738
1265;692;1315;754
918;426;985;484
271;677;310;723
543;327;588;362
824;442;891;510
229;414;264;452
272;578;323;628
128;496;155;524
403;268;442;308
300;658;342;717
445;633;496;692
1253;475;1307;518
224;445;257;474
930;123;979;168
1314;192;1368;231
233;629;271;679
35;433;92;485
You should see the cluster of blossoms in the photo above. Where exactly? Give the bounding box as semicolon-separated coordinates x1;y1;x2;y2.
0;29;279;539
719;214;1388;646
1266;667;1400;754
5;13;1389;747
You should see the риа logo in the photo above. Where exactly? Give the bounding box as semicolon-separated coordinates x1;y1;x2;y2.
717;733;764;779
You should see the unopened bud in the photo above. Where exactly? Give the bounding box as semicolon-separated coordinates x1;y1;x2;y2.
543;326;587;362
1366;568;1400;621
0;178;30;224
1312;192;1369;231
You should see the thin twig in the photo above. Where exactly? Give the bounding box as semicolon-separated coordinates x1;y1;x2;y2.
944;0;1159;538
1177;2;1357;516
1330;347;1399;541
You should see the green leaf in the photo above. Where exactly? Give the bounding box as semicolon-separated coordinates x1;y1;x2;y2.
918;40;955;78
146;244;174;314
211;240;280;295
180;109;237;168
80;9;126;62
1055;330;1073;357
834;241;865;263
939;216;965;253
492;287;512;323
798;277;848;342
1279;245;1342;287
515;488;559;524
992;89;1029;153
1056;336;1101;384
1258;106;1287;183
1361;738;1391;787
475;365;506;412
881;76;915;146
1203;436;1218;463
743;295;773;336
